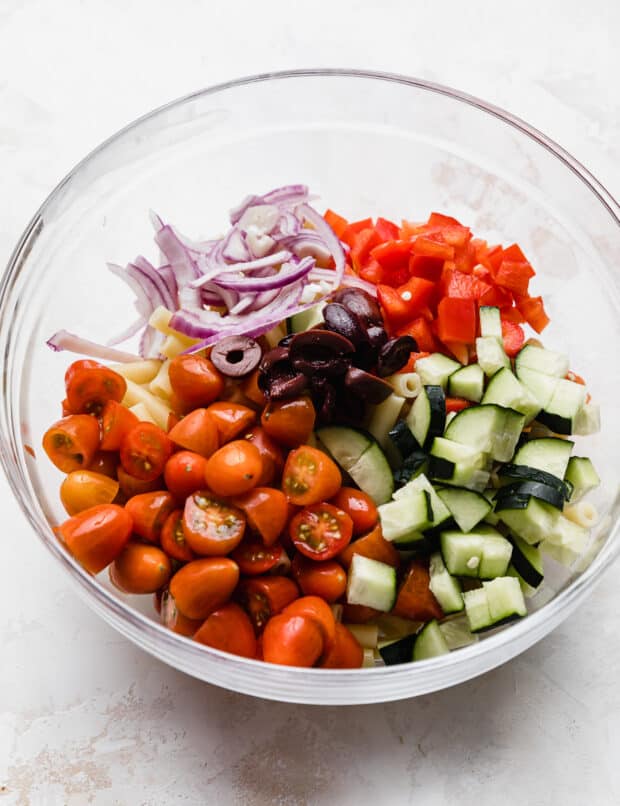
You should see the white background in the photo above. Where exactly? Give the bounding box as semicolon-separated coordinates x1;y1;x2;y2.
1;1;619;804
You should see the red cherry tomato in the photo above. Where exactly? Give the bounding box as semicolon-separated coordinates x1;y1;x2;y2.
262;614;324;667
204;440;263;497
120;423;173;482
282;446;342;506
230;539;285;576
289;503;353;561
58;503;133;573
100;400;139;451
168;355;224;410
206;401;256;444
42;415;101;473
243;426;285;486
291;555;347;602
110;542;171;594
168;409;219;458
319;623;364;669
182;491;246;556
124;491;175;543
281;595;336;653
330;487;378;536
164;450;209;501
65;360;127;415
260;397;316;447
236;576;299;632
232;487;288;546
160;508;196;562
193;603;257;659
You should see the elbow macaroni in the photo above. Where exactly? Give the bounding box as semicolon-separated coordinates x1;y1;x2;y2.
563;501;599;529
387;372;422;399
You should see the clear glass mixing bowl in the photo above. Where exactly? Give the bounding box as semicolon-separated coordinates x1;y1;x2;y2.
1;70;618;704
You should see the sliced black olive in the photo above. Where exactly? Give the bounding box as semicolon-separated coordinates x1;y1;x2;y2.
376;336;418;377
289;329;355;377
323;303;368;346
310;376;337;424
344;367;394;404
211;335;262;378
259;346;290;375
269;372;309;400
331;288;383;325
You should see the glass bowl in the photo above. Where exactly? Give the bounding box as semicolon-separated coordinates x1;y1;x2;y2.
1;70;618;705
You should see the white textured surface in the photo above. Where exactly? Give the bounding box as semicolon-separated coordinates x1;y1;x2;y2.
1;1;619;803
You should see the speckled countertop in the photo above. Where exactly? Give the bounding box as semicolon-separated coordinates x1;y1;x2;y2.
1;2;619;804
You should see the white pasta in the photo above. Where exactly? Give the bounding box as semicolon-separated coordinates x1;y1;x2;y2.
127;401;158;426
387;372;422;399
110;359;162;384
344;623;379;649
366;393;406;449
149;359;173;401
122;379;172;430
563;501;599;529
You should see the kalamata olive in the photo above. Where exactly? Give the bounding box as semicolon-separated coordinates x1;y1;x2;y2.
259;347;290;375
269;372;309;400
366;325;388;349
289;329;355;377
323;303;368;345
331;288;383;325
334;387;366;424
278;334;295;348
310;376;337;424
211;335;262;378
376;336;418;377
344;367;394;404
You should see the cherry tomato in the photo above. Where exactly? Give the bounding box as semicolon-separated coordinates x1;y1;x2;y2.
100;400;139;451
160;508;196;562
168;354;224;410
243;426;284;486
58;503;133;573
232;487;288;546
289;503;353;561
291;555;347;602
117;466;163;498
167;411;181;432
168;409;219;458
164;450;209;501
330;487;378;536
42;415;100;473
236;576;299;632
260;396;316;447
193;603;257;659
110;542;171;594
204;440;263;497
341;603;380;623
282;446;341;506
88;450;119;478
60;470;119;516
124;491;175;543
230;539;285;576
319;623;364;669
281;595;336;653
65;360;127;415
240;369;267;407
182;491;246;556
206;401;256;444
160;590;203;636
338;524;400;569
169;557;239;620
262;614;324;667
120;423;173;481
61;398;73;416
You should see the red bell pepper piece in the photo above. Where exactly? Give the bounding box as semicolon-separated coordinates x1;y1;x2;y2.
392;559;443;621
501;320;525;357
397;351;431;374
397;317;437;353
427;212;471;247
485;245;504;273
409;254;444;282
340;218;373;249
502;243;529;263
494;260;535;296
350;228;382;273
436;297;477;343
358;259;386;285
323;209;349;239
376;285;411;329
445;397;474;413
397;277;436;315
399;220;428;240
442;341;470;365
516;295;549;333
440;269;489;300
370;240;412;271
374;217;400;241
500;306;526;325
411;235;455;261
478;284;513;308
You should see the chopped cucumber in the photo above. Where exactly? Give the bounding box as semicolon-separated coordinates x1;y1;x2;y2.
536;378;587;435
497;496;561;545
444;403;524;463
438;615;478;649
564;456;600;502
436;487;492;533
346;554;397;612
478;535;514;579
440;525;512;579
515;344;569;378
413;620;450;661
429;437;490;491
573;402;601;436
483;576;527;620
498;462;572;499
429;552;464;613
513;437;573;479
463;588;492;632
378;633;416;665
541;515;590;566
388;421;420;458
406;385;445;449
482;367;540;423
393;474;452;529
495;479;565;511
476;336;510;376
515;366;559;409
415;353;462;388
509;534;544;588
479;306;502;339
287;302;325;333
379;490;433;542
316;426;371;469
448;363;485;402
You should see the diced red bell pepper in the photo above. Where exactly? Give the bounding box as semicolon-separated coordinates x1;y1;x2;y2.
445;397;474;413
370;240;412;272
397;351;431;374
478;283;513;308
392;560;443;621
500;306;526;325
350;228;382;273
516;295;549;333
427;212;471;248
501;320;525;357
411;235;455;261
376;285;411;329
399;220;428;240
397;276;436;315
358;259;386;285
502;243;529;263
340;218;373;249
485;244;504;273
323;209;349;239
377;278;436;329
441;269;489;300
408;254;444;282
374;217;400;241
442;341;469;365
494;260;535;296
397;317;437;352
436;297;477;344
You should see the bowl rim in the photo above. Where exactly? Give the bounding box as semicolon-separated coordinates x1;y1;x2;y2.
1;68;619;701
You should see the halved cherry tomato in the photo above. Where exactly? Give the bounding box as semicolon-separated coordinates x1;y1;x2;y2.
206;401;256;444
168;409;219;458
392;559;444;621
60;470;119;516
231;539;285;576
168;355;224;410
58;503;133;573
169;557;239;620
163;450;209;501
124;489;173;542
193;603;257;659
120;422;173;482
160;508;196;562
88;450;119;478
232;487;288;546
338;524;400;569
262;614;324;667
289;503;353;561
341;603;380;623
281;595;336;653
64;360;127;415
100;400;139;451
291;555;347;602
110;542;171;594
182;491;246;556
260;396;316;448
240;370;267;407
236;576;299;632
42;415;100;473
330;487;378;536
243;426;284;486
160;590;203;636
204;440;263;497
282;446;341;506
319;623;364;669
61;398;73;416
117;466;163;498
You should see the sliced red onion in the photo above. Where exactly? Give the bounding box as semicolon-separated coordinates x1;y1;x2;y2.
229;193;263;225
296;204;345;292
221;227;250;262
106;315;147;346
155;263;178;301
281;231;332;262
191;249;292;287
214;285;240;311
140;325;165;359
229;296;256;315
274;211;302;238
309;267;378;297
107;263;153;318
245;228;276;258
127;261;174;311
47;330;141;362
245;288;280;311
237;204;280;234
178;283;202;310
215;256;315;291
155;224;201;285
134;256;177;309
262;185;309;206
